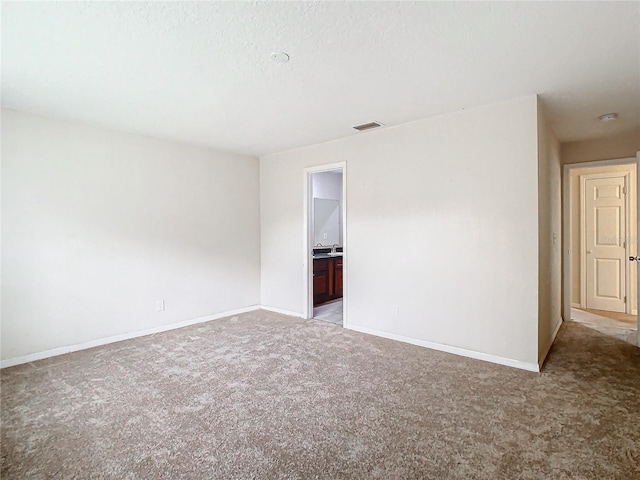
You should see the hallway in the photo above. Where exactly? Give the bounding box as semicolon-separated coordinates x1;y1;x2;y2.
570;308;637;345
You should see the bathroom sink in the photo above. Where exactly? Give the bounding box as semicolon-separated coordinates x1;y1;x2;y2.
313;252;343;259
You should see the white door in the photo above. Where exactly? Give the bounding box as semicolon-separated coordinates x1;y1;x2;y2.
584;175;627;312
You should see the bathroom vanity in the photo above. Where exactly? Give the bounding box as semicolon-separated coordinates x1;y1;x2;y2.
313;253;343;306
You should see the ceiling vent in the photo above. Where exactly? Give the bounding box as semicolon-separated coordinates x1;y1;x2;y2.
353;121;383;131
598;113;618;122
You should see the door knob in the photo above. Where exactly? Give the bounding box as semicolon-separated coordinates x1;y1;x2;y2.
630;256;638;261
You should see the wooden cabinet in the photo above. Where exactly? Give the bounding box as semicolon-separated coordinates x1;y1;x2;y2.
313;257;343;306
334;258;343;297
313;259;331;305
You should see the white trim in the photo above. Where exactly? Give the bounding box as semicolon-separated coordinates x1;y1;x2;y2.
562;157;636;323
303;169;313;320
563;163;571;321
539;318;563;369
637;150;640;347
302;162;347;328
260;305;305;318
341;164;348;328
345;324;540;372
579;173;586;308
1;305;261;369
571;302;581;309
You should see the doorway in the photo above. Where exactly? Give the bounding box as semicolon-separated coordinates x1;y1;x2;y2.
563;157;639;345
303;163;346;326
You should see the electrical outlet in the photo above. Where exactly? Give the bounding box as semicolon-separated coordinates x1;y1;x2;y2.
392;305;398;316
323;233;328;239
156;300;165;312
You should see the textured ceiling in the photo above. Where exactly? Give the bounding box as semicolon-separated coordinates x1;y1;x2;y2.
2;1;639;156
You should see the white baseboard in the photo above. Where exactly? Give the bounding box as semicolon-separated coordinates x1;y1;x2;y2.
346;324;540;372
538;318;563;369
0;305;261;369
632;309;638;315
571;302;581;308
260;305;305;318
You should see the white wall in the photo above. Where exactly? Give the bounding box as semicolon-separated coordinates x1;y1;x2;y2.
537;101;562;365
1;109;261;361
312;171;343;204
561;129;640;165
312;171;343;246
261;96;541;368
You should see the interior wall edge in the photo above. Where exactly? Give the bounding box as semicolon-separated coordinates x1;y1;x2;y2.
538;318;563;369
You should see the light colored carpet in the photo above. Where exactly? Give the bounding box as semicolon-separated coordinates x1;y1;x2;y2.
2;310;639;479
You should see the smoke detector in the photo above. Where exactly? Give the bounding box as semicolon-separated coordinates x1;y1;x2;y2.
598;113;618;122
270;52;290;63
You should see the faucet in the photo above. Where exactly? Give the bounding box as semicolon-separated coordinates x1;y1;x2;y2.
331;244;339;254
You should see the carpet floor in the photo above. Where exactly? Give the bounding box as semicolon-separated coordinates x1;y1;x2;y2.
2;310;639;479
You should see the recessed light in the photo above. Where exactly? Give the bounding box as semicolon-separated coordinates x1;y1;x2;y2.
598;113;618;122
270;52;290;64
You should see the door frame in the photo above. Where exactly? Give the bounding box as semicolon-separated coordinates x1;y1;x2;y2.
302;162;347;325
637;151;640;347
579;170;631;313
562;156;638;346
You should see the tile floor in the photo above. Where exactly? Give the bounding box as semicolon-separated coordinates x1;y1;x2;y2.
313;298;343;325
570;307;637;345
